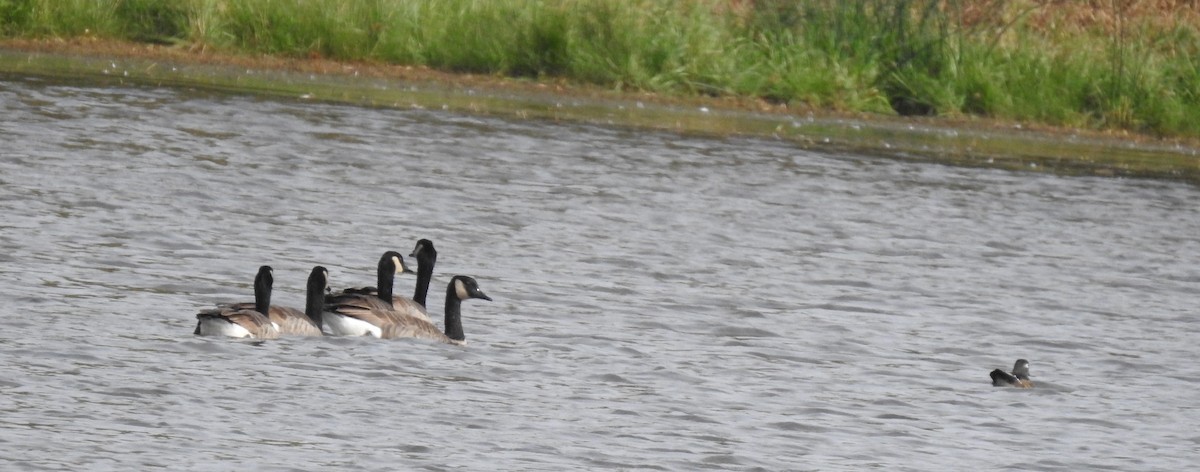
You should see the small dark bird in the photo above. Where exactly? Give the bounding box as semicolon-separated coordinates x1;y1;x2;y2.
990;359;1034;388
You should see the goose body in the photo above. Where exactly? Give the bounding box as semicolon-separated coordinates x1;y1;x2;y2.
335;287;432;325
194;309;275;338
321;297;388;337
207;266;323;336
194;266;282;339
267;306;324;336
379;275;491;345
220;300;323;337
990;359;1034;388
323;251;414;337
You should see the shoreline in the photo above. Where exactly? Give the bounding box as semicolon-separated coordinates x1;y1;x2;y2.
3;38;1199;184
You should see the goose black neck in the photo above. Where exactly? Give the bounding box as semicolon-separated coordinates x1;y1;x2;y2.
413;250;436;307
254;269;273;316
443;283;465;341
305;270;326;333
376;257;395;309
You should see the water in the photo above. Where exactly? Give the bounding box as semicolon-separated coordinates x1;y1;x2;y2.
1;75;1198;471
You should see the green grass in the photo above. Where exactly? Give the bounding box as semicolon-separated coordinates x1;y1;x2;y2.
2;0;1198;138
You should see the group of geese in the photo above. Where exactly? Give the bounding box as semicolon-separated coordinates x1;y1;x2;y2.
191;239;1036;386
193;239;491;345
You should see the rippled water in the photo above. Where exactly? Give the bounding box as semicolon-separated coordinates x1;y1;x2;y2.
1;75;1199;471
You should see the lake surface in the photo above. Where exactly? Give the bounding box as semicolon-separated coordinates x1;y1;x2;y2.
1;75;1198;471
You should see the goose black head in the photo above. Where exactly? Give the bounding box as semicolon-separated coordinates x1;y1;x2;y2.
451;275;492;302
410;239;437;260
307;266;329;293
379;251;416;275
254;265;274;291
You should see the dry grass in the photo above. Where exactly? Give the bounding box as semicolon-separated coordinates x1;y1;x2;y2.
1023;0;1200;34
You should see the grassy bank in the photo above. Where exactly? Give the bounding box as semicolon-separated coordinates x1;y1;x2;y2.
2;0;1199;138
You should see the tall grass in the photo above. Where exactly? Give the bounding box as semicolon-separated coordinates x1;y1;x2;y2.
1;0;1198;137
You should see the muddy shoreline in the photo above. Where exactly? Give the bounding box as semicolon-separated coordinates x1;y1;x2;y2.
3;38;1198;184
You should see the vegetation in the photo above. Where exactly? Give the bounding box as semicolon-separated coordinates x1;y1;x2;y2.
2;0;1198;138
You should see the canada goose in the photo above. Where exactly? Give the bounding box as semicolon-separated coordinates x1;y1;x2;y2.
336;240;436;324
375;238;437;323
323;251;415;337
379;275;491;345
194;265;281;339
990;359;1034;388
200;266;323;336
